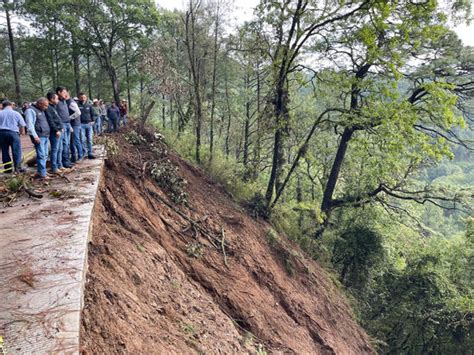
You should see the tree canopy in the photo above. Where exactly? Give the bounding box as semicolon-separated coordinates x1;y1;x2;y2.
1;1;473;352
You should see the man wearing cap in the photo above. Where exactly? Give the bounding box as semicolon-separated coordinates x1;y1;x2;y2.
0;100;26;173
25;98;50;179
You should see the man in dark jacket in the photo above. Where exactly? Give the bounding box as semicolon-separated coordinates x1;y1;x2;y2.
56;86;78;167
25;98;50;179
46;92;66;174
65;93;83;163
78;93;96;159
107;102;120;133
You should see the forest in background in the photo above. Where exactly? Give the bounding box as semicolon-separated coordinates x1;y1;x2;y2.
1;0;473;352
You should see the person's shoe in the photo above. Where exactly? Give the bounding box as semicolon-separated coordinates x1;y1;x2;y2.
51;170;62;175
16;167;27;173
33;173;50;180
88;155;96;159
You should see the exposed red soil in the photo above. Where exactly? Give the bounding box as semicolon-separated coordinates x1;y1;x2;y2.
80;128;375;354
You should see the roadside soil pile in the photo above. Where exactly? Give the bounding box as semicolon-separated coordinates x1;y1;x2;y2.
80;126;375;354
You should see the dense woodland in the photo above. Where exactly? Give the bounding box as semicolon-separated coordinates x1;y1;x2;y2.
2;0;473;352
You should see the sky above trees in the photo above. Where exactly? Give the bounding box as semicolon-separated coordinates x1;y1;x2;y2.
1;1;472;46
155;0;474;46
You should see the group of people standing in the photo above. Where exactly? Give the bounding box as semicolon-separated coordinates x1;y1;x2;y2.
0;87;128;180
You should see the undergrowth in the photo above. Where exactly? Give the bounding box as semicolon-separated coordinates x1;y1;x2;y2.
158;127;264;204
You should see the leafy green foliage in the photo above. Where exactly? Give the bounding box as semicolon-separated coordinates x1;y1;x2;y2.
150;160;188;204
331;226;385;291
124;130;147;145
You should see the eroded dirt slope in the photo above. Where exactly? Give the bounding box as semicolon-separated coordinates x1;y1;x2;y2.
80;128;374;354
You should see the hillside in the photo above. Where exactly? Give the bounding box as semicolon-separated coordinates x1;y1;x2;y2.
80;127;375;354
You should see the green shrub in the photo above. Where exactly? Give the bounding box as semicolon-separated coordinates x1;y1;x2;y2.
124;130;147;145
331;226;386;290
103;137;120;157
150;160;188;204
6;176;24;192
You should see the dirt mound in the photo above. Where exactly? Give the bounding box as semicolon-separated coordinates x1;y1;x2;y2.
80;128;375;354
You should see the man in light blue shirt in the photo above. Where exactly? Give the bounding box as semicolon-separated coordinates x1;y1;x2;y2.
0;100;26;173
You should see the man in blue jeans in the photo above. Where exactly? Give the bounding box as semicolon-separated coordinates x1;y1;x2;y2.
99;100;107;133
25;98;50;179
45;92;65;174
0;100;26;173
78;93;96;159
69;96;83;162
56;86;76;169
92;99;102;135
107;102;120;133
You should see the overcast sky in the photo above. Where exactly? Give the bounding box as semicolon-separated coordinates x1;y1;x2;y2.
0;1;472;46
156;0;474;46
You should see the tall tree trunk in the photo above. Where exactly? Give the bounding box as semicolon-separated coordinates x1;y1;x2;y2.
106;60;120;105
110;70;120;105
296;175;304;230
162;94;166;129
87;53;92;98
243;73;250;167
170;98;174;130
140;100;155;133
319;64;371;225
97;69;103;99
185;4;203;164
263;0;305;207
72;34;81;96
124;40;132;110
50;47;56;88
209;1;220;162
139;76;144;116
270;108;333;210
54;32;59;85
39;75;44;94
265;78;288;206
4;0;22;103
224;74;232;157
252;62;262;180
320;127;355;214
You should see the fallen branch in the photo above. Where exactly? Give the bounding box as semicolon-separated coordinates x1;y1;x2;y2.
160;216;189;242
221;227;228;267
24;187;43;199
0;175;44;203
59;174;72;183
141;161;148;178
147;188;223;249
